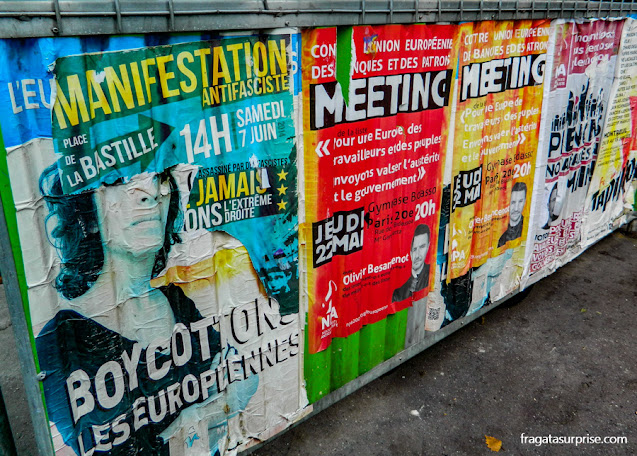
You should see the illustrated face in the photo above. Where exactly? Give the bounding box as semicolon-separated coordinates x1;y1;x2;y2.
267;271;290;294
410;233;430;275
510;190;526;226
94;173;171;257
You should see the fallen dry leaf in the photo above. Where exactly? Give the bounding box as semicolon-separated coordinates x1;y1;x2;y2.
485;435;502;452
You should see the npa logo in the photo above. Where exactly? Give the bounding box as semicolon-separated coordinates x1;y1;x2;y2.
450;225;466;262
553;63;567;88
321;280;339;335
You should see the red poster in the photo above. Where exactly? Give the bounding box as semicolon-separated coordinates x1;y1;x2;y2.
303;24;455;353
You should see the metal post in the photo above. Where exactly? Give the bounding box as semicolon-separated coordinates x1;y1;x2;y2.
114;0;122;34
168;0;175;31
52;0;62;34
574;1;579;19
0;387;16;456
361;0;366;25
0;195;54;455
530;1;535;20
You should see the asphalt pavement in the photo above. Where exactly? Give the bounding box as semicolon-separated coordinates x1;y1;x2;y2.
1;230;635;455
251;230;637;456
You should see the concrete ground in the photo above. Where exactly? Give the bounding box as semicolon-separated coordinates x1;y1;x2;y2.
0;281;36;454
252;231;637;456
1;230;635;455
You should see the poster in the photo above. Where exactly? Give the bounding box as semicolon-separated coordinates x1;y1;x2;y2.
446;20;549;309
302;24;454;354
524;19;623;287
581;18;637;246
0;32;308;455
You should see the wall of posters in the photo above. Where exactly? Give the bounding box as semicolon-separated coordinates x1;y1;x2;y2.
0;15;636;455
446;20;549;311
0;31;309;456
523;19;623;287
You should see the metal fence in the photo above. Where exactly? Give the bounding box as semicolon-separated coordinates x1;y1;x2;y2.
0;1;636;38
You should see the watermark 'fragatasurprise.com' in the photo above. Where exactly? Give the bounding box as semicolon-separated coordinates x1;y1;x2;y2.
521;433;628;447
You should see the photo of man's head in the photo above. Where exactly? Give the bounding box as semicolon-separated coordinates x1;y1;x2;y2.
543;183;563;229
392;223;431;303
410;224;430;277
498;181;527;248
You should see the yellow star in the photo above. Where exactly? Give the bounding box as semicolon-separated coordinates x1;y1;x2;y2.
277;184;288;195
277;200;287;210
277;169;288;181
